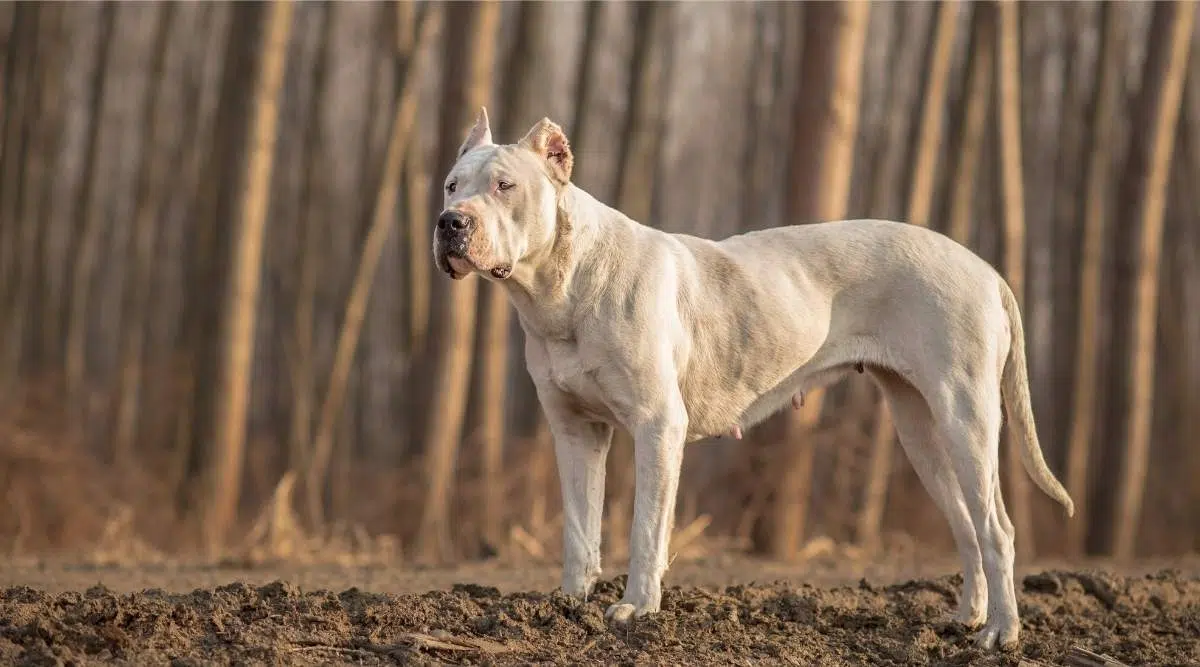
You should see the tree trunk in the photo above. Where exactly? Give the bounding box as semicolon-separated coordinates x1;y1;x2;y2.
28;5;67;378
287;2;333;480
305;3;438;531
473;276;509;553
614;1;672;221
858;0;958;550
405;128;430;356
569;0;602;145
763;0;870;558
168;1;231;513
0;3;38;395
113;3;176;465
1018;4;1064;471
1046;3;1090;487
201;0;294;553
1111;0;1194;560
946;6;994;248
63;3;117;401
814;1;922;544
1;4;62;390
416;0;501;564
467;0;548;555
0;3;12;167
1064;1;1126;557
995;0;1037;561
512;0;602;535
1184;33;1200;554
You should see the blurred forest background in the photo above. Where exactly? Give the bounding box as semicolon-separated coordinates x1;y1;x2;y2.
0;0;1198;568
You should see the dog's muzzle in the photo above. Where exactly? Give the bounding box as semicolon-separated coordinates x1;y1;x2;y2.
435;210;475;278
433;210;512;281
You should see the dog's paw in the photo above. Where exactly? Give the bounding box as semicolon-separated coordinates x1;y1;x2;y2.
604;599;656;626
561;569;599;600
605;602;637;625
954;604;986;629
561;580;592;601
971;618;1019;651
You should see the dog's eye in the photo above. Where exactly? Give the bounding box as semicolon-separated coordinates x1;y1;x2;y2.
446;182;456;194
497;180;515;192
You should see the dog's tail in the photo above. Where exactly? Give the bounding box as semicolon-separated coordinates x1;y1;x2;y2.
998;279;1075;516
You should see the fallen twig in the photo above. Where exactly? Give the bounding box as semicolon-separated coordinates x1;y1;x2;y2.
1064;646;1131;667
289;644;378;660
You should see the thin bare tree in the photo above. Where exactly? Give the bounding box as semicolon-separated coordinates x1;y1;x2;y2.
1112;0;1194;560
858;0;958;550
1064;1;1126;557
304;3;439;530
512;0;603;537
167;2;231;510
995;0;1036;561
765;0;870;558
62;2;116;401
202;0;294;553
405;128;430;356
416;0;501;564
569;0;603;148
811;1;924;544
0;4;35;392
614;1;672;220
286;2;334;479
1046;3;1089;461
467;1;548;553
946;6;995;248
3;5;67;387
113;3;176;465
28;5;67;375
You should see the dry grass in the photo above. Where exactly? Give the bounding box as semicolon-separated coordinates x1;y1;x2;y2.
229;471;401;568
2;375;1195;568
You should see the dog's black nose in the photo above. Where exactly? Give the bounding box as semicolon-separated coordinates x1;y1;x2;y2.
437;210;472;232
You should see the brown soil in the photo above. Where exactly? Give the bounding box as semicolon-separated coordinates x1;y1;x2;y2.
2;554;1198;666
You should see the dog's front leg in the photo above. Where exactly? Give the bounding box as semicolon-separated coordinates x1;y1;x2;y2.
605;406;687;625
545;409;613;599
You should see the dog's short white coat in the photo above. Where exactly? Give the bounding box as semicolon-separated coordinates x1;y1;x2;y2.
432;109;1074;650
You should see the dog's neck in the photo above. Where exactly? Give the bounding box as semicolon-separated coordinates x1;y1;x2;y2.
501;183;610;341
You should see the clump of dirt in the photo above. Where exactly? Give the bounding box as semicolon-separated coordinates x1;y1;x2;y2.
1;569;1196;666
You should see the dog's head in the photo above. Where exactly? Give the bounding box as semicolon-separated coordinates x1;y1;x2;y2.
434;107;573;281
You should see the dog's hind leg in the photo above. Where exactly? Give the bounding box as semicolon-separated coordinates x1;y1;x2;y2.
934;375;1019;650
992;465;1015;549
873;369;987;628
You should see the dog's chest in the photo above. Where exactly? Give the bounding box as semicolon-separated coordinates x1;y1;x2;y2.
537;339;611;419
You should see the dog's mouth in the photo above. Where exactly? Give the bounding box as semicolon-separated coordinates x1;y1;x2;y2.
437;249;513;281
445;254;474;280
435;236;474;280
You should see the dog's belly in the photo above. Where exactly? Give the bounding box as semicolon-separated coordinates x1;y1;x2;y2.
682;358;861;441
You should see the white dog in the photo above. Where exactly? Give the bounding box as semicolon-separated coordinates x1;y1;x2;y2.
432;108;1074;650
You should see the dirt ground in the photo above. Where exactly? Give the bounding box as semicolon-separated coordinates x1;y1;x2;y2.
2;552;1198;666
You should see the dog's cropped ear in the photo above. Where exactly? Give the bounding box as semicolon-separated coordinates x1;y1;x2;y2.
519;118;573;185
458;107;493;158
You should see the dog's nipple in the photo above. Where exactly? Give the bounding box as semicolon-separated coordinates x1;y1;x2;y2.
792;393;805;409
730;425;743;440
